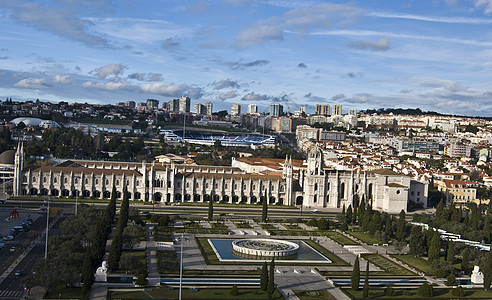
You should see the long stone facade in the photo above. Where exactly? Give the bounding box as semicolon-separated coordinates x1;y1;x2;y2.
13;144;427;213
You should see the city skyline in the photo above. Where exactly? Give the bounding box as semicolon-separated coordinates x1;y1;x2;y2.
0;1;491;116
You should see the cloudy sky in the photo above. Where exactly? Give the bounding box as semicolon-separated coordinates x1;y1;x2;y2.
1;0;492;116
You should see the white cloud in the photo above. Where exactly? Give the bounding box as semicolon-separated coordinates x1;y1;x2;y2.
212;79;239;90
367;11;492;24
475;0;492;15
83;80;137;91
219;91;238;99
234;21;283;48
347;37;391;51
91;64;127;79
241;92;272;101
53;75;71;84
14;78;50;89
141;82;203;98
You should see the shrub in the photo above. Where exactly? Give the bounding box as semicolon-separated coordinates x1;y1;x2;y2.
417;282;433;297
339;223;348;231
385;285;395;296
435;268;448;278
452;286;465;297
231;284;238;296
446;273;457;286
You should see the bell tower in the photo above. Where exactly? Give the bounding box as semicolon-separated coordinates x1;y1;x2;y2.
13;142;24;196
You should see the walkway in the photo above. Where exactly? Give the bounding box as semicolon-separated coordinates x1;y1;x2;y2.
146;223;160;286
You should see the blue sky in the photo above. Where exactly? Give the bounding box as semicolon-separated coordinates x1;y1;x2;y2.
1;0;492;116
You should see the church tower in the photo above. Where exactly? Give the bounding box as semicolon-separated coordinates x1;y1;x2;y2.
283;156;293;205
13;142;24;196
305;146;326;207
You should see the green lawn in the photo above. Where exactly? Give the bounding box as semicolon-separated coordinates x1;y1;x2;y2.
258;223;277;230
389;254;432;275
362;254;415;276
284;224;303;230
154;225;173;242
115;251;146;273
157;250;179;275
44;284;85;299
304;240;349;266
295;290;337;300
107;287;283;299
233;221;253;229
325;231;359;245
346;230;383;245
343;287;492;299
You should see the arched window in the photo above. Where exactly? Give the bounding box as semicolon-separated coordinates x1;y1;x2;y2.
116;179;120;186
64;177;67;184
105;179;109;185
95;178;99;185
23;176;27;182
43;177;46;183
225;184;228;189
32;176;36;183
74;178;78;184
53;177;57;183
85;178;88;184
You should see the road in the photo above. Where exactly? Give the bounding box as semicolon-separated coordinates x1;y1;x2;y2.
0;211;64;299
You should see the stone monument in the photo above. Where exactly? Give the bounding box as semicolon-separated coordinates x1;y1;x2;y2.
95;261;108;282
471;265;484;285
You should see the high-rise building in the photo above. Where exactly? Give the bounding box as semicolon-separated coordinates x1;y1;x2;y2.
231;104;241;116
167;98;179;112
348;109;357;116
333;104;342;115
194;103;206;115
179;96;190;113
146;99;159;109
270;103;283;117
204;102;213;116
248;104;258;114
315;104;330;116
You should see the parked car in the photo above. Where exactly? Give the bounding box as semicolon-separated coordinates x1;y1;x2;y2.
14;270;21;276
10;246;16;252
4;235;14;241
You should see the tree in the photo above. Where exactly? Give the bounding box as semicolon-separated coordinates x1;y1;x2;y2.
446;273;457;286
483;250;492;290
317;218;328;230
446;241;455;263
122;225;144;250
351;256;360;291
436;199;445;220
485;214;491;243
418;282;433;297
428;231;441;262
208;197;213;221
267;259;275;298
231;284;238;296
409;226;424;256
260;262;268;291
136;272;148;286
368;211;381;235
396;209;406;242
469;170;483;182
362;261;369;298
346;205;353;225
262;195;268;222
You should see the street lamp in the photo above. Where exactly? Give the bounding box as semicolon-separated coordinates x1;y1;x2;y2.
177;234;188;300
44;198;50;259
75;193;78;215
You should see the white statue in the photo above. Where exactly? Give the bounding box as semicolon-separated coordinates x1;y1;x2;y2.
471;265;484;285
95;261;108;282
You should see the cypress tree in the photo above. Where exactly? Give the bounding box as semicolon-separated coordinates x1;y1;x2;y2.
396;209;406;242
362;261;369;298
410;226;424;256
347;205;353;225
361;209;372;232
436;199;444;220
485;214;491;243
262;195;268;222
260;261;268;291
428;231;441;262
353;195;359;224
446;241;455;263
267;259;275;298
82;248;95;296
385;217;393;240
208;197;213;221
351;256;360;291
483;249;492;290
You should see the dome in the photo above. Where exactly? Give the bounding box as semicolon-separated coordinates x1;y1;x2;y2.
0;150;15;165
11;117;43;126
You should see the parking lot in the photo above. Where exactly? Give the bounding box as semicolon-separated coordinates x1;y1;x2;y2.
0;208;41;240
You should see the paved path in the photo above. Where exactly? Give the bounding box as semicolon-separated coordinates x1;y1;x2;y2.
275;267;350;300
146;223;160;286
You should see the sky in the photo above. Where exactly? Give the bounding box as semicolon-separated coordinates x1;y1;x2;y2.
0;0;492;116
